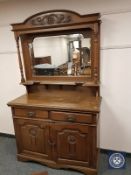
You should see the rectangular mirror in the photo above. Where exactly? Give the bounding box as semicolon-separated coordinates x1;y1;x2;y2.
29;33;91;77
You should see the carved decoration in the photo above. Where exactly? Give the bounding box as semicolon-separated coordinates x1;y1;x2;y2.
92;32;99;83
16;37;25;83
67;135;76;144
29;127;38;136
31;13;72;26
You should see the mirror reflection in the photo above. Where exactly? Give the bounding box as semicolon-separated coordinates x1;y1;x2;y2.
29;34;91;76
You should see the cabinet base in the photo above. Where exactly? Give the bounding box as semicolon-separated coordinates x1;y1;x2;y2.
17;154;97;175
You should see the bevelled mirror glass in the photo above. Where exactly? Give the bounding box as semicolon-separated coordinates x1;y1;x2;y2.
29;33;91;77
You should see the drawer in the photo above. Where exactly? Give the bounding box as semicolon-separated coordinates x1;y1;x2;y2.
14;108;48;119
50;111;96;124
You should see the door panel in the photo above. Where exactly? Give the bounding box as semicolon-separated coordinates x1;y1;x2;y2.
53;123;89;166
14;118;49;159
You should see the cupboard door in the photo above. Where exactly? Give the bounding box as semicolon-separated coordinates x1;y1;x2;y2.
13;118;49;159
52;123;90;167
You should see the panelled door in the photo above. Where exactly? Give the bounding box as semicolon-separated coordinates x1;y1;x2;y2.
14;118;49;159
51;123;90;167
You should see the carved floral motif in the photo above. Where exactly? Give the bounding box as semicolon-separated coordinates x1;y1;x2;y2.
67;135;76;144
31;13;72;26
29;128;37;136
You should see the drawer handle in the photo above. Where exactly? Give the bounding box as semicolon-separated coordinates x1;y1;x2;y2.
67;115;76;122
27;111;36;117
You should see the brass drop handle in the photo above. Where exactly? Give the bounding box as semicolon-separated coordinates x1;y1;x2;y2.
27;111;36;117
67;115;76;122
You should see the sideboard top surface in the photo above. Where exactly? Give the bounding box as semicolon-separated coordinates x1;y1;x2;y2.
8;92;101;113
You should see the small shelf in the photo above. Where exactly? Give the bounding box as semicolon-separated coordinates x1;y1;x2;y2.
82;82;100;87
21;80;76;86
40;81;76;85
21;80;100;87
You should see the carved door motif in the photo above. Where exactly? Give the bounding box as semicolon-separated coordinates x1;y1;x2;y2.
53;123;89;166
14;119;49;158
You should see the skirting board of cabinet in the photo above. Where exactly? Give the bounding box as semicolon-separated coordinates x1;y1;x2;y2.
17;154;97;175
31;172;48;175
0;132;15;138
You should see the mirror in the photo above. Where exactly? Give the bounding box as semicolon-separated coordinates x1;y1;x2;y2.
29;33;91;77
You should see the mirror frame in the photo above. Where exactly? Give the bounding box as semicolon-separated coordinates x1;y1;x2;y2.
11;10;100;85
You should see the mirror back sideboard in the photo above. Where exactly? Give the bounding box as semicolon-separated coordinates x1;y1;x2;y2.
8;10;101;175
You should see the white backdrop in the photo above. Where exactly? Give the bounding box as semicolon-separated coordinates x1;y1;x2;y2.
0;0;131;152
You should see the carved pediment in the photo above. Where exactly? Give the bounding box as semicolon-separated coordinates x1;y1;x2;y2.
12;10;100;32
30;13;72;26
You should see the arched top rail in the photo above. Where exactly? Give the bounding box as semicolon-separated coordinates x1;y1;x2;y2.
11;10;100;36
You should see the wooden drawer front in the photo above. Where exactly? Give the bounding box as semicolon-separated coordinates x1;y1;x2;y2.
50;111;95;124
14;108;48;119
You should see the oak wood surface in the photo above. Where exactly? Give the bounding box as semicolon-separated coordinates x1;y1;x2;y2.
8;92;101;112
